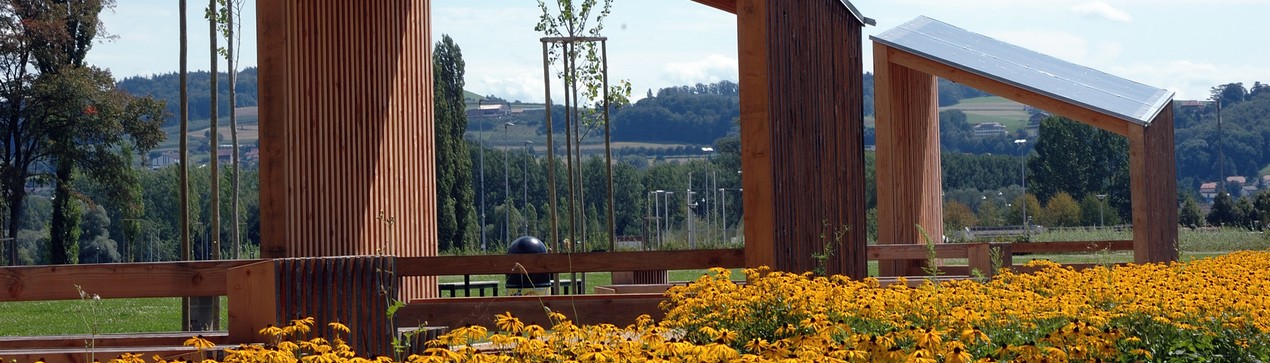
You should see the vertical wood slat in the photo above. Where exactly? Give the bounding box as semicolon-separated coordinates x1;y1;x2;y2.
873;43;943;276
1130;103;1179;263
262;257;396;356
256;0;437;299
738;0;867;278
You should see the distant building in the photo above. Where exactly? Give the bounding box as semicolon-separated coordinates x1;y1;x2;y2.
467;100;510;118
1199;182;1218;201
1226;176;1247;186
972;122;1009;138
150;151;180;169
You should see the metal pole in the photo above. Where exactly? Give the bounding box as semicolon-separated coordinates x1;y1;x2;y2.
720;188;727;245
479;100;487;252
504;122;513;246
664;191;674;248
1097;194;1106;228
687;173;695;248
1015;139;1028;239
524;141;532;236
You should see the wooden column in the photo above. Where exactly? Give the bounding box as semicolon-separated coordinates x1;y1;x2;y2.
257;1;437;299
873;43;943;276
1128;103;1179;263
738;0;868;278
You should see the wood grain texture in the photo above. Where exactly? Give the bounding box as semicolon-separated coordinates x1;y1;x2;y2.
1130;104;1180;263
255;0;437;299
0;260;254;302
874;43;943;276
690;0;736;13
398;294;666;330
0;332;227;350
737;0;775;270
226;260;277;344
397;249;745;277
737;0;868;278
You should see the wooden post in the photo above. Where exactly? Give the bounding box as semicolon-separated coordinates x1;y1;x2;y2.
227;260;277;344
1129;104;1179;263
255;0;437;299
873;43;943;276
737;0;776;270
737;0;868;278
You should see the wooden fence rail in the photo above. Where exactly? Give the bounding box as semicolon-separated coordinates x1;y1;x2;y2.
0;260;257;302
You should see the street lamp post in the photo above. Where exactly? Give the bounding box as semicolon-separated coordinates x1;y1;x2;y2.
524;141;533;236
504;122;514;246
664;191;675;248
653;190;664;248
479;121;486;252
1014;139;1028;239
1096;194;1107;228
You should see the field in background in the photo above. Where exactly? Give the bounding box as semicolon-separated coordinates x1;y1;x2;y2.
940;96;1031;131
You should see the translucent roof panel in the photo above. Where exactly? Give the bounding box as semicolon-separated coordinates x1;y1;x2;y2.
872;16;1173;125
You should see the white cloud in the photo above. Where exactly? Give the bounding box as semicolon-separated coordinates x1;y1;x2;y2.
661;54;738;86
1070;1;1134;22
1110;60;1270;100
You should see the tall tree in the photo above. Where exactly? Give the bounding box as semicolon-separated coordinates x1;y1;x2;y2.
205;0;219;261
1;0;163;265
1029;116;1130;218
432;34;478;252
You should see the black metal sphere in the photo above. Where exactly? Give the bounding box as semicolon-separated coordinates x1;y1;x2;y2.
506;236;553;288
507;236;548;254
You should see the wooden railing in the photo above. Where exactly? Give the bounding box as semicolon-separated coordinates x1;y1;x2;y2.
0;241;1134;361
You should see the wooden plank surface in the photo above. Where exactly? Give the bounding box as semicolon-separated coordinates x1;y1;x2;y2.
0;260;256;302
1008;240;1132;254
397;249;745;277
0;332;227;350
873;43;943;276
867;244;968;260
0;346;218;363
690;0;736;13
398;294;667;330
737;0;776;270
1131;105;1180;263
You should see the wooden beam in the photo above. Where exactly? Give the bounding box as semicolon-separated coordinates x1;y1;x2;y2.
226;260;277;344
398;294;666;330
396;249;745;277
0;260;255;302
690;0;736;13
255;0;288;259
1129;104;1180;263
736;0;775;269
1008;240;1133;254
881;46;1133;137
873;43;943;276
0;332;227;351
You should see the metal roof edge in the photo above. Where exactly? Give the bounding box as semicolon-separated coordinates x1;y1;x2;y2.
870;36;1158;126
839;0;875;26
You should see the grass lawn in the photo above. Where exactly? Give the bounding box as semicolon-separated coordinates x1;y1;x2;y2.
0;297;228;336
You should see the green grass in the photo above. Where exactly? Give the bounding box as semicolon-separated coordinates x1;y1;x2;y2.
0;297;228;336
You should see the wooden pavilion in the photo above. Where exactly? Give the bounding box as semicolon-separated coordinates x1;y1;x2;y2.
871;16;1178;275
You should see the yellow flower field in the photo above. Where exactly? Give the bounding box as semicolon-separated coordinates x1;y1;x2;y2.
131;251;1270;362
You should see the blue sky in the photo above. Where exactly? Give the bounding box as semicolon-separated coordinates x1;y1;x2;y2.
87;1;1270;103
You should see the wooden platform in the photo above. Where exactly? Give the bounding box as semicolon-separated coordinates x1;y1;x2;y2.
0;332;228;363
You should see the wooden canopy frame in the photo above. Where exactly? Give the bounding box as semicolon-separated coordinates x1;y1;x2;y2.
871;18;1178;275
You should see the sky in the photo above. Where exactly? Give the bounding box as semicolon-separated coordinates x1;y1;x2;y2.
87;0;1270;103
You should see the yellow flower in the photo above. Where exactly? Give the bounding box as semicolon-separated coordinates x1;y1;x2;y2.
328;321;351;334
183;335;216;350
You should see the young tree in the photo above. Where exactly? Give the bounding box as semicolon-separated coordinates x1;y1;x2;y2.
1178;194;1204;228
1040;192;1081;227
1207;192;1241;228
432;34;478;252
943;201;978;233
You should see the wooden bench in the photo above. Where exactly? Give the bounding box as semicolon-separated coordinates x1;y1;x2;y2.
438;280;499;297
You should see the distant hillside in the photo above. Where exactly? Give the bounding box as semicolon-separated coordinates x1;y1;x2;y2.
116;68;259;127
